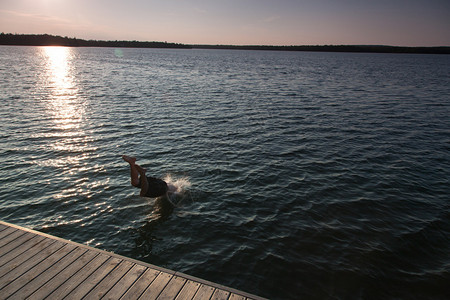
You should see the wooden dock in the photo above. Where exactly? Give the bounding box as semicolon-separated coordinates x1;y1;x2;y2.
0;220;265;300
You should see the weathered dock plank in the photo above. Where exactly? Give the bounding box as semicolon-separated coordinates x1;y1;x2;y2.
0;242;74;298
28;249;98;299
0;237;57;281
211;288;231;300
0;220;266;300
65;256;123;299
84;259;135;299
0;226;16;240
121;268;161;299
0;231;36;258
46;252;110;299
175;280;201;300
158;275;187;300
139;271;173;299
0;227;23;244
0;235;46;269
229;293;247;300
102;263;147;299
7;246;88;300
0;223;8;231
193;284;216;300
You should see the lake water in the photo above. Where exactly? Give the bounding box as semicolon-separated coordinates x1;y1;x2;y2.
0;46;449;299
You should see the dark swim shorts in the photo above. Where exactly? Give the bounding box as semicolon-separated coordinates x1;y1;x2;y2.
137;176;168;197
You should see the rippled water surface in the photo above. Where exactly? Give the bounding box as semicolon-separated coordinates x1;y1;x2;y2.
1;46;449;299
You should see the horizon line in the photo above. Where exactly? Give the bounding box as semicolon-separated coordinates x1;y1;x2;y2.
2;33;450;49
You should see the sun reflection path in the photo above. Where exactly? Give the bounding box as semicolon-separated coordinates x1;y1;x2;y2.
43;46;81;130
40;47;98;170
38;47;107;212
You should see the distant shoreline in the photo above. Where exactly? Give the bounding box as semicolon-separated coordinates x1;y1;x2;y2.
0;33;190;49
1;33;449;54
193;44;450;54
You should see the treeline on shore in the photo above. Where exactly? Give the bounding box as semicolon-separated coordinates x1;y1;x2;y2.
1;33;449;54
0;33;190;49
193;44;450;54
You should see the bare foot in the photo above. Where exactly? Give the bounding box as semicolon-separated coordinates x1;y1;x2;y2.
134;164;147;175
122;155;136;165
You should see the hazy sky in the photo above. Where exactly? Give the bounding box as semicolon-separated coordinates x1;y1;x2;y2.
1;0;449;46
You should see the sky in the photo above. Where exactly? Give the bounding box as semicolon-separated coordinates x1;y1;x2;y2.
1;0;449;46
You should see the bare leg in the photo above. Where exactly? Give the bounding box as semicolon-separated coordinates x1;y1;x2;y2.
134;164;149;197
122;155;139;187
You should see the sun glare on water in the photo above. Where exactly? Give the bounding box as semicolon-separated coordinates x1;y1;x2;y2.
42;46;81;128
44;47;73;88
39;46;97;170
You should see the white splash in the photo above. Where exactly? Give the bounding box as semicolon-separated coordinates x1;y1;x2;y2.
163;174;191;197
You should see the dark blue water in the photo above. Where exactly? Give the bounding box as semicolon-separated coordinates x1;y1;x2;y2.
1;46;449;299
